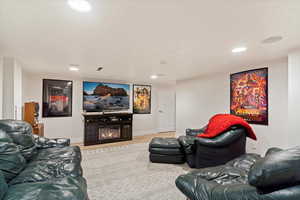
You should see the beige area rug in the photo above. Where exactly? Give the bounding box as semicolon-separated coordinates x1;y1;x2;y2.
81;142;189;200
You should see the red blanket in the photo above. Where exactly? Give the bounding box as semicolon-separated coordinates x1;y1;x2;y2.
197;114;257;140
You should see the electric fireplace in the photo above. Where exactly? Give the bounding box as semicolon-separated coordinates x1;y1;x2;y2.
83;113;132;146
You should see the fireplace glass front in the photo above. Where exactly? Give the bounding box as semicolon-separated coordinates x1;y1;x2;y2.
99;125;121;140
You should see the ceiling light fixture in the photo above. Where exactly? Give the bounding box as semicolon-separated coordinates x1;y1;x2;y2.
150;75;158;79
69;66;80;71
232;47;247;53
68;0;92;12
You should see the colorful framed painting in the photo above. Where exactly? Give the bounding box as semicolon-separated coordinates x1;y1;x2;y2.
133;85;151;114
42;79;73;117
230;68;268;125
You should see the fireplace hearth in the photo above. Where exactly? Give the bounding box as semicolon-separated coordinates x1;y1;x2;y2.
83;113;132;146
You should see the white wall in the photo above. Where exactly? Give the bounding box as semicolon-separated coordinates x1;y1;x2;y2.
0;57;3;119
132;85;159;136
157;84;176;132
176;60;288;154
22;72;175;143
288;50;300;147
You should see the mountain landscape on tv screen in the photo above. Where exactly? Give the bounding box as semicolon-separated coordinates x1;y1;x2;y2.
83;82;130;112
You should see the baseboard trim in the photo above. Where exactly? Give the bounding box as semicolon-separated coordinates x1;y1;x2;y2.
133;129;159;136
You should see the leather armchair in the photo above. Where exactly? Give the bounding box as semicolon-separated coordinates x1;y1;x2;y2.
179;126;247;168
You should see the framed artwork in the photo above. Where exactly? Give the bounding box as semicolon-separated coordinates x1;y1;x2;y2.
230;68;268;125
133;85;151;114
42;79;73;117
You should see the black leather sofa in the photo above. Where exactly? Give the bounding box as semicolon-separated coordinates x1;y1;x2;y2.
0;120;88;200
176;146;300;200
178;125;247;168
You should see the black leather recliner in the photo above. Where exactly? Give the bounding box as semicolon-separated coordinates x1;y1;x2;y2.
176;146;300;200
178;125;247;168
0;120;88;200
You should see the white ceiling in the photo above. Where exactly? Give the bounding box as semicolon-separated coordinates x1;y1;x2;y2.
0;0;300;83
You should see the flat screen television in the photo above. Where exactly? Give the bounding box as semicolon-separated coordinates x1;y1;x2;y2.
83;81;130;112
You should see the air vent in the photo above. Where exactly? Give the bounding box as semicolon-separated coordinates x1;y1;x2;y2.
97;67;103;71
262;36;283;44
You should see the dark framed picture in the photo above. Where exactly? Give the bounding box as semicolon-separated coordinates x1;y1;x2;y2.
133;85;151;114
42;79;73;117
230;68;268;125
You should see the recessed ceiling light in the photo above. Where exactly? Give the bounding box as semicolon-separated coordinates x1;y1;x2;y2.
68;0;92;12
69;66;79;71
232;47;247;53
150;75;158;79
262;36;283;44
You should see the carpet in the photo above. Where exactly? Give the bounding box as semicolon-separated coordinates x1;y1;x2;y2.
81;142;189;200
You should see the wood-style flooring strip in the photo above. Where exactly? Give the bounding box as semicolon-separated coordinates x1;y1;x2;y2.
72;132;176;150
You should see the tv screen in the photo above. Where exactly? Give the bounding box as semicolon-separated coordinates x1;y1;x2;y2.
83;81;130;112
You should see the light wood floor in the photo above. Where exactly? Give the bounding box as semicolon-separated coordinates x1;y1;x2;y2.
73;132;176;150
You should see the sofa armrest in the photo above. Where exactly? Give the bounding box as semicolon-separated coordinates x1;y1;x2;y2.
178;136;196;154
34;135;70;149
186;125;207;136
265;147;283;157
194;128;246;147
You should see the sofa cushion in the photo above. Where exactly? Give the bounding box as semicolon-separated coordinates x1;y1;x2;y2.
149;147;183;155
9;146;82;185
149;138;181;149
249;146;300;188
0;120;37;161
186;164;249;185
150;154;185;164
0;171;8;200
34;135;70;149
4;176;88;200
0;130;26;182
33;146;82;162
226;153;262;172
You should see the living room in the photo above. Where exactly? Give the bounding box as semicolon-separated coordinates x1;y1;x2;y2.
1;1;300;200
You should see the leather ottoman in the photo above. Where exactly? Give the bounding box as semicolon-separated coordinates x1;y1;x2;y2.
149;138;185;164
